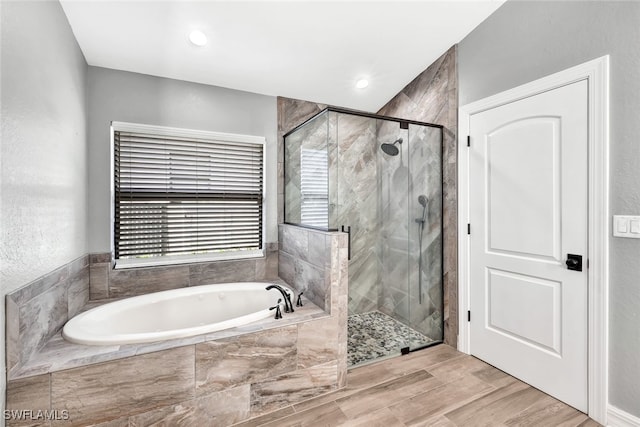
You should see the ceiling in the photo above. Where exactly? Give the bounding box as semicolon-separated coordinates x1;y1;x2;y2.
60;1;505;112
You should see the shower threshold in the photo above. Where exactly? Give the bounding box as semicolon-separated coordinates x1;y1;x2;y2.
347;311;440;368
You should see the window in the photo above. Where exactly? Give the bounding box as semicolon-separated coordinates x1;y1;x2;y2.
112;122;265;268
300;148;328;228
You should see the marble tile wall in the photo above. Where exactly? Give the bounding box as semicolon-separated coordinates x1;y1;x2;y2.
6;255;89;378
281;108;396;319
4;329;335;426
88;243;279;300
331;113;381;317
377;46;458;347
277;224;348;384
277;224;347;313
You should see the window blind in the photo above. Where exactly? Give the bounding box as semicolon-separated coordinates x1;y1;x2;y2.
113;125;264;263
300;148;328;228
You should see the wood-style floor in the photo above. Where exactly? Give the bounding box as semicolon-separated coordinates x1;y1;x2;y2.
233;344;602;427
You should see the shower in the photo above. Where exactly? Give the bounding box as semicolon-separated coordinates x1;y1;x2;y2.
283;107;443;367
380;138;403;156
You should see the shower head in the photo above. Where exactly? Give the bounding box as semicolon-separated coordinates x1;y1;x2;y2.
416;194;428;225
380;138;403;156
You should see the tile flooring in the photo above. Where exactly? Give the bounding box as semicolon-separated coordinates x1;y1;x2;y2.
233;344;601;427
347;311;435;367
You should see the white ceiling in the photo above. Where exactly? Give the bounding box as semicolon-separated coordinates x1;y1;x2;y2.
60;0;505;112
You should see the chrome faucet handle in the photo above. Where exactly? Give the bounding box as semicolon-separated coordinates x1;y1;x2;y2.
296;292;304;307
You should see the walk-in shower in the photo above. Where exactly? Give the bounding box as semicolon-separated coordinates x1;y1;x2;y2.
284;107;443;367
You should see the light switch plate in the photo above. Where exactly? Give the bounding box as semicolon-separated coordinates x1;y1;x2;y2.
613;215;640;238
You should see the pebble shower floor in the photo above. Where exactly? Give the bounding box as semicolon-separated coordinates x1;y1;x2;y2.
347;311;434;367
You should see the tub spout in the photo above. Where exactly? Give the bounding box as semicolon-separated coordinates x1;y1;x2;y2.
265;284;294;313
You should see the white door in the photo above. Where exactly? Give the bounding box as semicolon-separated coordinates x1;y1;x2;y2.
468;80;588;411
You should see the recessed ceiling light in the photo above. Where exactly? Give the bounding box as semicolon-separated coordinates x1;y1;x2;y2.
189;30;207;47
355;79;369;89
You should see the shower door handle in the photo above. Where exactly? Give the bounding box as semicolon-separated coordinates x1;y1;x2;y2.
341;225;351;261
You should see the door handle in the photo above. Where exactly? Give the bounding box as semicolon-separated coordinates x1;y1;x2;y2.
566;254;582;271
341;225;351;261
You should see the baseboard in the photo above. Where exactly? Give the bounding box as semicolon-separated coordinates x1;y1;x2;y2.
608;405;640;427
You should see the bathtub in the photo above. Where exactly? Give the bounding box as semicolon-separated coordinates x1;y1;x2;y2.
62;282;291;345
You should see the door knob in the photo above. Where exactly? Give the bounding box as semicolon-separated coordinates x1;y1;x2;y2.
566;254;583;271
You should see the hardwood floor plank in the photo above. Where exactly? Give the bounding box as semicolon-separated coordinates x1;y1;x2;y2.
336;370;443;419
291;388;356;414
577;417;604;426
426;353;492;383
232;345;603;427
388;375;495;425
261;402;348;427
336;407;405;427
405;415;457;427
503;394;589;427
383;345;466;377
444;380;546;426
471;365;514;388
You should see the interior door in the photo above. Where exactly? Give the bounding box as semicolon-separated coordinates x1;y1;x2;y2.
468;80;588;411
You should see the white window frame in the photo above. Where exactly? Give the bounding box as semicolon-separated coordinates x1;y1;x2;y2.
110;121;267;269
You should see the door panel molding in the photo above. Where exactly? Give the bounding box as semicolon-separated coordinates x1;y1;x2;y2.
458;56;609;424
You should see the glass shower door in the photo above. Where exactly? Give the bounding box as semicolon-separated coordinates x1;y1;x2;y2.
283;107;443;367
406;124;443;350
336;112;414;366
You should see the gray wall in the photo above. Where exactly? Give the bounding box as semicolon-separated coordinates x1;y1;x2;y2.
0;0;89;420
87;67;278;252
459;0;640;417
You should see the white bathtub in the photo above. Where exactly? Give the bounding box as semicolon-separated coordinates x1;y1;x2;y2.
62;282;291;345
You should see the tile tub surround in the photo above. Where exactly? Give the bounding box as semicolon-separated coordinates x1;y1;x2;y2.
5;316;341;427
277;224;349;387
6;229;347;425
278;224;348;313
89;242;280;300
5;293;344;425
5;255;90;378
8;280;325;380
7;246;279;380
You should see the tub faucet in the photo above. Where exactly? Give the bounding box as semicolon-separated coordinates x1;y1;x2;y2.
270;299;283;319
265;284;294;313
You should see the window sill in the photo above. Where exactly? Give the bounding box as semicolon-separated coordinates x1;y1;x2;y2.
114;250;265;270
